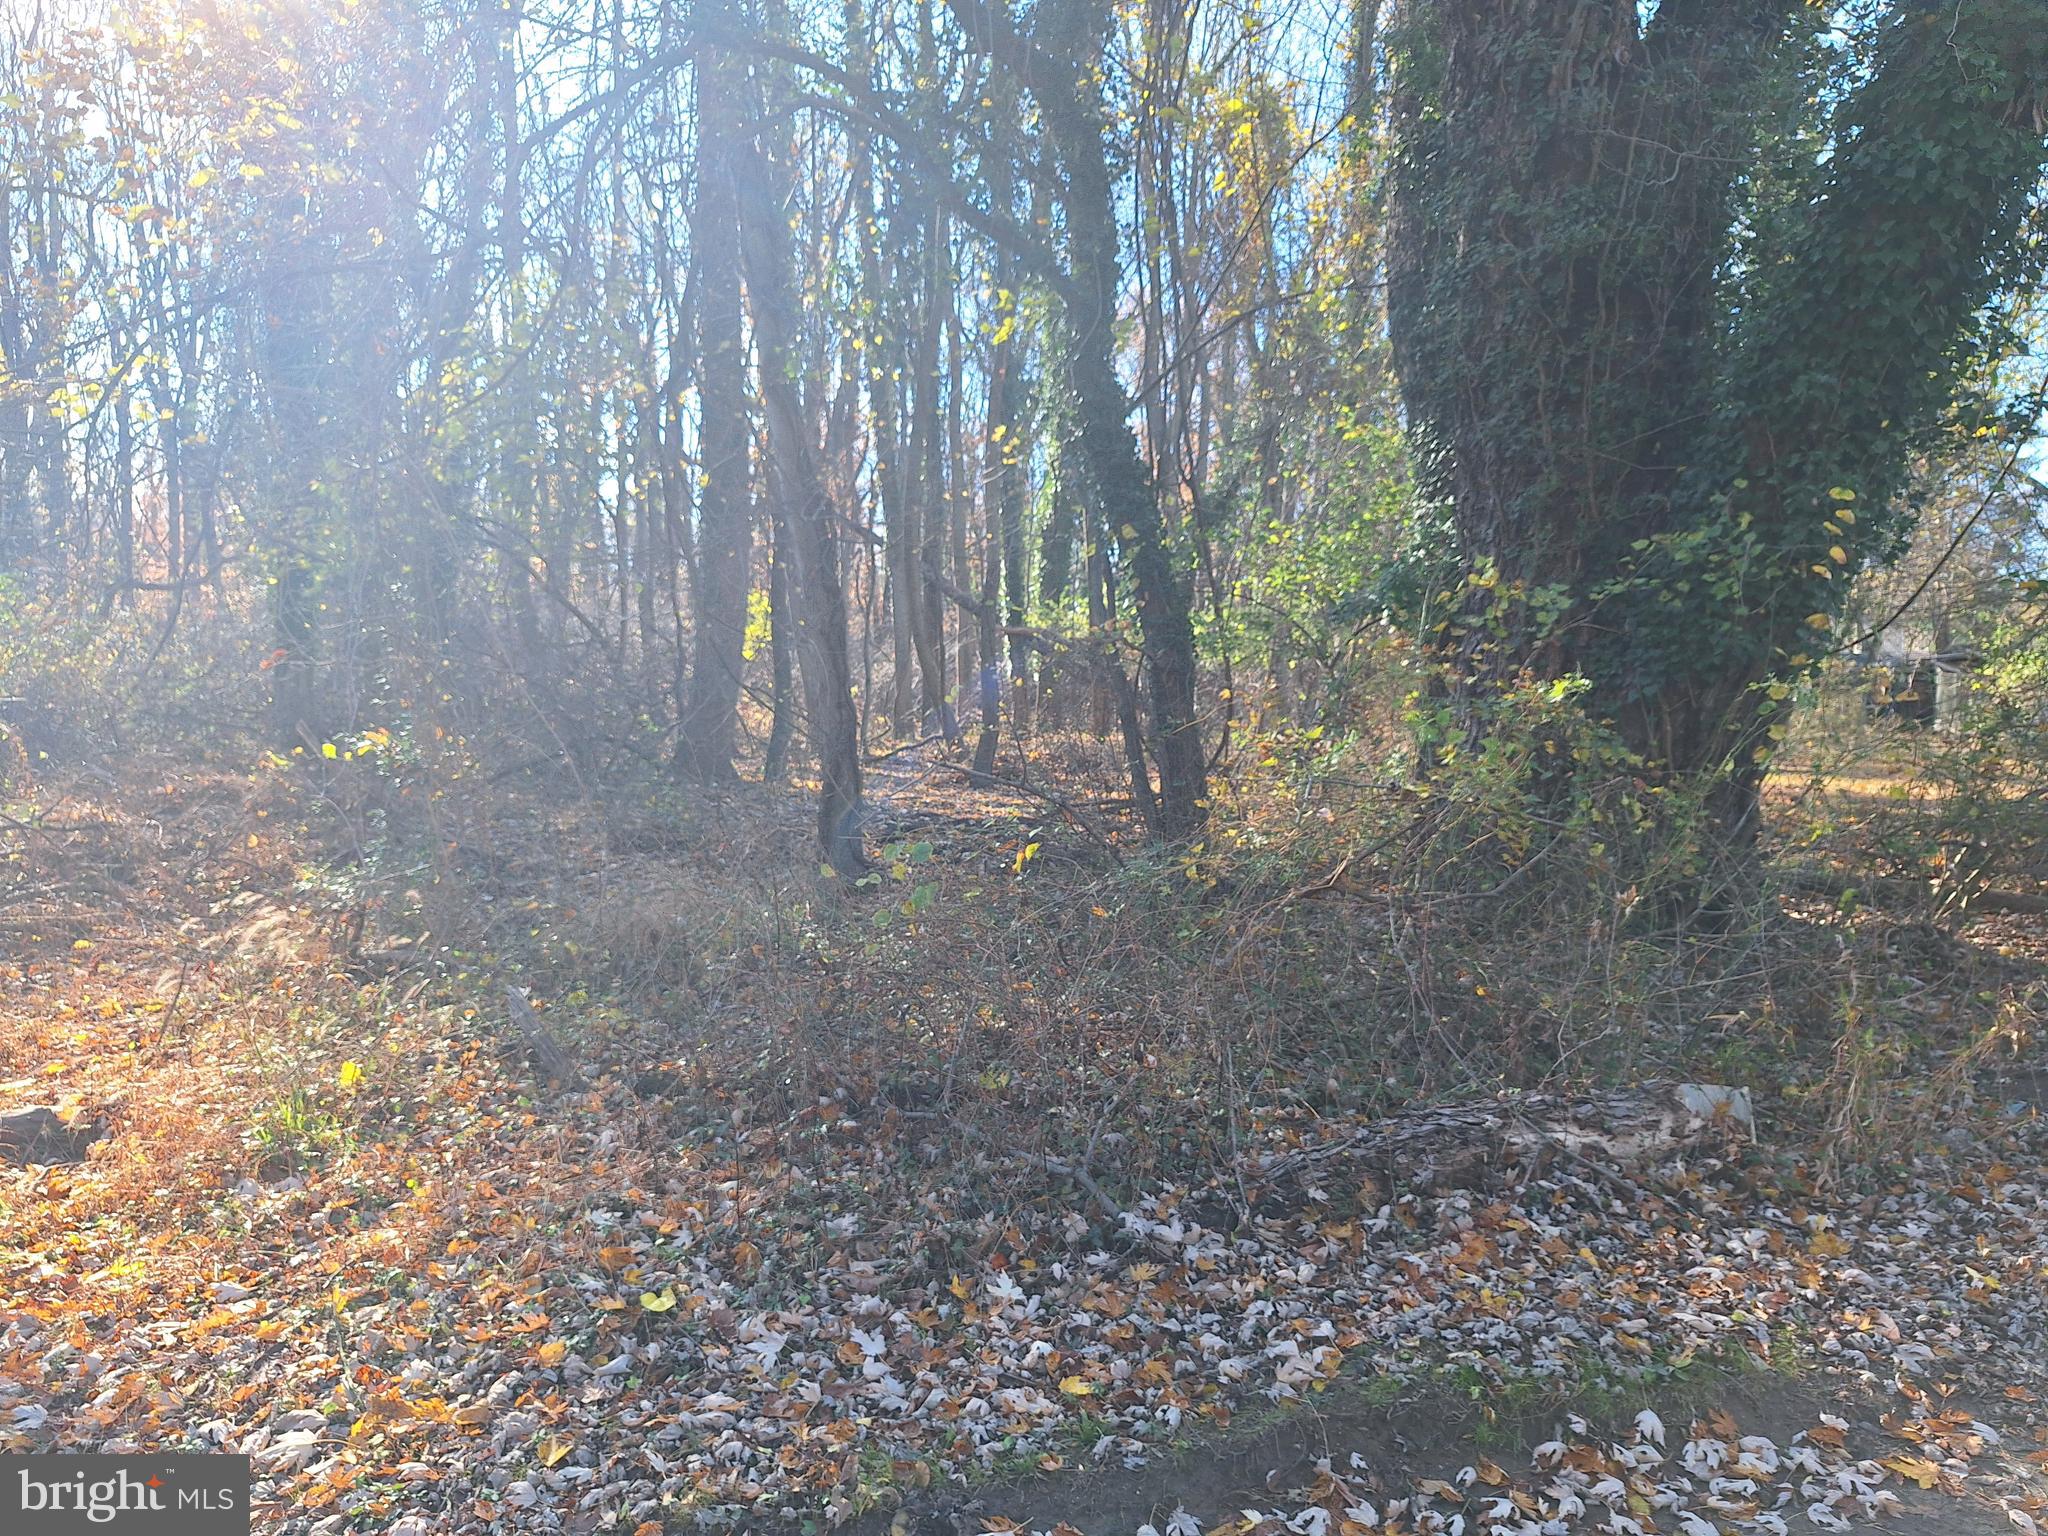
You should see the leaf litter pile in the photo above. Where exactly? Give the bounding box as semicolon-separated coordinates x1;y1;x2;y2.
4;782;2048;1535
9;1022;2048;1532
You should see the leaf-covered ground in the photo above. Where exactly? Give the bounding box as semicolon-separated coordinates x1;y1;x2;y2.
4;766;2047;1536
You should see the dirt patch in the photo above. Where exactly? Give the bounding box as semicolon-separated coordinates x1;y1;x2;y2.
856;1365;2045;1534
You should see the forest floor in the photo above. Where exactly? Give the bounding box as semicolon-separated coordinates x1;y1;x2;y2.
2;742;2046;1536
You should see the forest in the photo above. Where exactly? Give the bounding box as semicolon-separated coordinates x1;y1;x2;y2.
3;0;2048;1531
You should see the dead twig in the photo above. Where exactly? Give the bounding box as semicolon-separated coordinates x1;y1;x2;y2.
893;1106;1126;1224
503;983;591;1095
145;959;191;1060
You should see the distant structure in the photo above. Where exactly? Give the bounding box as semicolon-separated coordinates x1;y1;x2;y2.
1854;643;1982;729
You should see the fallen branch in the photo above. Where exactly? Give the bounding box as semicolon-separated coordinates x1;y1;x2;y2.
1248;1083;1754;1193
1779;864;2048;917
1035;1152;1124;1224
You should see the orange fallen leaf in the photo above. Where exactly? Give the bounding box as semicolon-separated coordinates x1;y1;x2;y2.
186;1308;242;1338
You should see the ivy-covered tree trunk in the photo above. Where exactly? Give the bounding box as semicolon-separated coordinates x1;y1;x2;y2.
1022;0;1208;839
1387;0;2048;841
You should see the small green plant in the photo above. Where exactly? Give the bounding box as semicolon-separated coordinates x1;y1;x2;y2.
245;1087;354;1174
854;839;939;932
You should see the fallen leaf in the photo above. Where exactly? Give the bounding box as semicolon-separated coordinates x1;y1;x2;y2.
1882;1454;1942;1490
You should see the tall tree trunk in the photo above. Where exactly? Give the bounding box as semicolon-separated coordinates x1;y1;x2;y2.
764;497;797;782
986;238;1030;731
907;201;952;733
737;144;868;874
1037;409;1080;728
859;170;920;739
495;0;543;667
978;0;1208;838
113;390;134;609
948;298;974;709
999;391;1031;727
658;330;698;734
630;396;662;680
1084;480;1115;740
676;12;752;782
972;439;1003;776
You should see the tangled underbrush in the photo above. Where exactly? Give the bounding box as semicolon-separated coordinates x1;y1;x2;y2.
8;618;2038;1215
